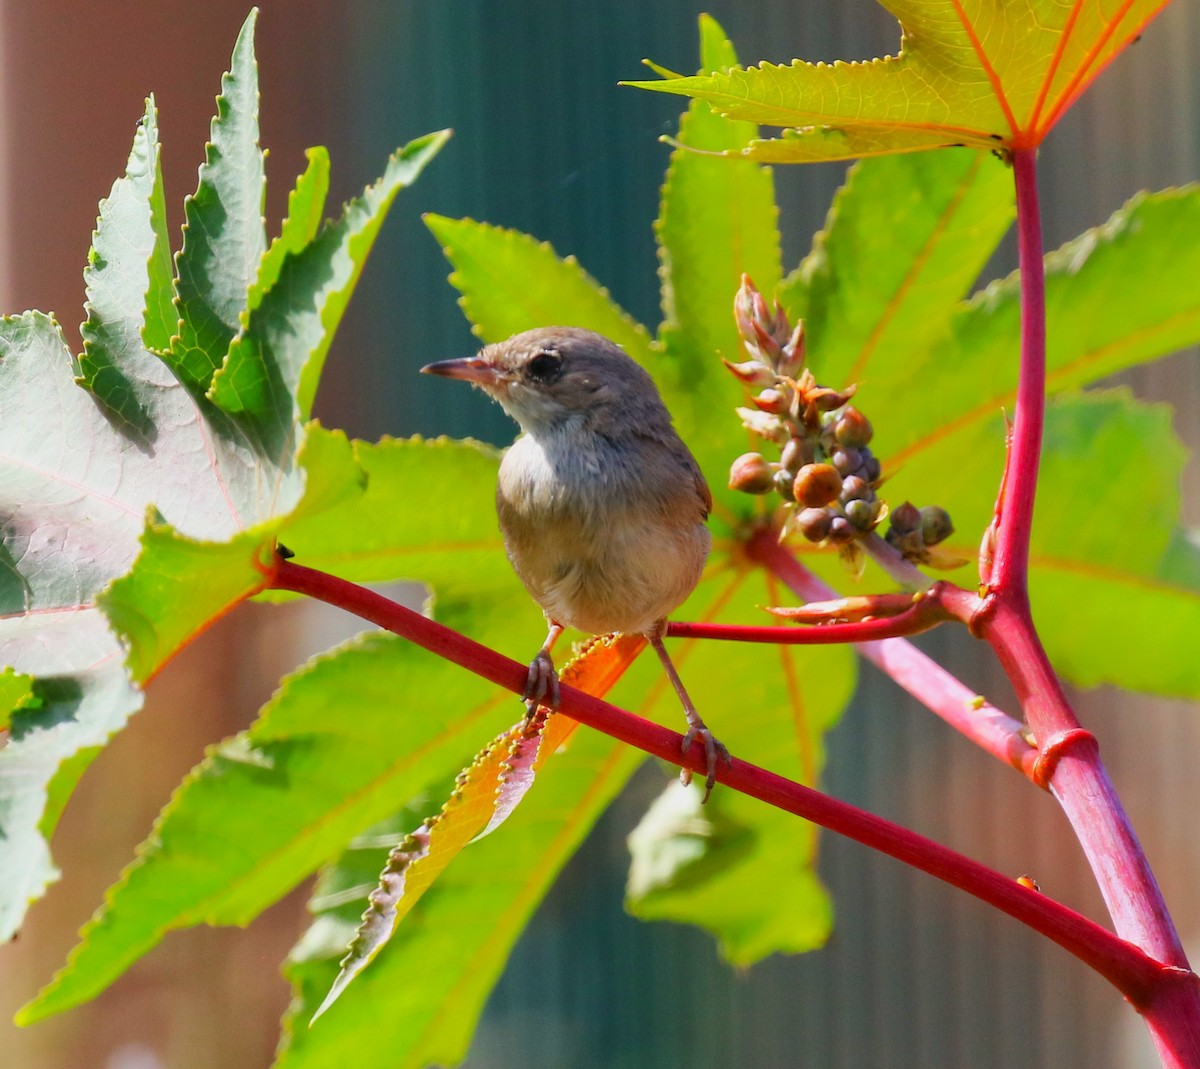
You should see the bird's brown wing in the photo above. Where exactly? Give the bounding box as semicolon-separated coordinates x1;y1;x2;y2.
695;463;713;519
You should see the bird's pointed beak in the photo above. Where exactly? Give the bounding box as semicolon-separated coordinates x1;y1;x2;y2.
420;355;505;386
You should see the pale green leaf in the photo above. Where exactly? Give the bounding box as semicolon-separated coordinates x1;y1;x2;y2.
779;149;1015;392
166;9;266;387
208;131;450;445
424;214;654;363
654;14;782;498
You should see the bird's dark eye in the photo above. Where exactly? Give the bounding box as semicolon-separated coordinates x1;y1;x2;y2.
526;350;563;383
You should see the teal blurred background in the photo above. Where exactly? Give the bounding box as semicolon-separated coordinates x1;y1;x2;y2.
1;2;1197;1066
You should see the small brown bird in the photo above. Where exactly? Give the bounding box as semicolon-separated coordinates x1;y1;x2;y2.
422;326;728;796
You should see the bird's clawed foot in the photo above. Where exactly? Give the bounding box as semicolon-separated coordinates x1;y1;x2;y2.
680;720;732;804
523;648;560;717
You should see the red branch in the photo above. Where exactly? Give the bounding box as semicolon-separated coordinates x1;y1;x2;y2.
668;580;983;645
973;148;1200;1066
988;148;1045;596
746;532;1038;779
268;556;1166;1005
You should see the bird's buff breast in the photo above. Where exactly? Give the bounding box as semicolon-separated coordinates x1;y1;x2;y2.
496;432;709;636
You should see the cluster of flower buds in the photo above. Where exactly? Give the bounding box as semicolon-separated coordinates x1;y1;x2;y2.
726;275;958;572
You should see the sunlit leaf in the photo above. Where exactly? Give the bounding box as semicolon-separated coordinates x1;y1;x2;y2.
654;14;782;501
424;214;654;362
886;389;1200;696
627;0;1173;159
780;149;1015;391
165;9;266;388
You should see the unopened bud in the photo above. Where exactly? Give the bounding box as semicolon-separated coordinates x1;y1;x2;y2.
781;436;814;474
728;453;775;494
827;516;856;544
753;387;791;415
844;498;876;530
793;463;842;508
889;501;921;535
834;406;873;448
919;506;955;547
841;475;870;501
796;507;833;542
832;447;862;476
722;358;777;387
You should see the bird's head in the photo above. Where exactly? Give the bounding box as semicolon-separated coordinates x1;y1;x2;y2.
421;327;669;437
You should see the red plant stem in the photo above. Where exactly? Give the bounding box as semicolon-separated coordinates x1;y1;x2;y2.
983;149;1200;1066
748;532;1038;778
268;556;1164;1004
989;149;1046;596
668;581;981;645
987;150;1188;960
667;616;939;644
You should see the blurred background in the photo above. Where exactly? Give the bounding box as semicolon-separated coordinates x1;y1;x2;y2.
1;1;1198;1066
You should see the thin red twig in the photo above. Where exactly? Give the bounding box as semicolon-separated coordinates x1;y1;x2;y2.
747;532;1038;778
267;555;1166;1003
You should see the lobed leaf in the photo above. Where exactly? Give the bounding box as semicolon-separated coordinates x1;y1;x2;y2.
209;130;450;438
18;437;516;1021
886;389;1200;697
654;14;782;502
779;149;1015;392
882;186;1200;466
3;14;445;949
424;214;655;363
166;9;267;389
0;86;269;936
627;0;1173;159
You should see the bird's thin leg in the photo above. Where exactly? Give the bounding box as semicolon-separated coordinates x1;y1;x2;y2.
524;621;564;716
649;630;730;802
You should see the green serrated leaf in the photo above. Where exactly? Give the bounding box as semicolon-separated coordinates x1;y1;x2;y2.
16;616;533;1026
76;97;167;438
276;722;638;1069
424;215;654;362
207;130;450;449
100;424;365;684
167;8;266;389
654;14;782;504
0;75;270;934
625;1;1172;158
247;147;332;319
882;187;1200;466
141;95;178;357
615;562;853;962
779;149;1015;392
887;389;1200;697
18;436;518;1021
